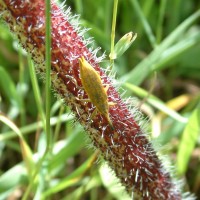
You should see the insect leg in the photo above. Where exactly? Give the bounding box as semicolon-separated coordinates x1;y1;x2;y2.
90;108;98;120
77;98;90;102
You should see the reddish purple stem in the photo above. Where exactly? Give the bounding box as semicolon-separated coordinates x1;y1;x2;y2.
0;0;184;199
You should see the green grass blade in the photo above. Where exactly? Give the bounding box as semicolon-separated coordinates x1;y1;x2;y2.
0;66;22;110
130;0;157;48
0;114;73;141
177;105;200;175
124;83;187;123
121;9;200;85
42;153;97;198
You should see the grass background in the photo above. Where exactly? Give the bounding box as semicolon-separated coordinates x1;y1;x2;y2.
0;0;200;199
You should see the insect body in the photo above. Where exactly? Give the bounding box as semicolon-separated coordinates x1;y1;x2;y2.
78;56;114;129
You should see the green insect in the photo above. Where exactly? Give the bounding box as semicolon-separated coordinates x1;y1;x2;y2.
78;56;115;129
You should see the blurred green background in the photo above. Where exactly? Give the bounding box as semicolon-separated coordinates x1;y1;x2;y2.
0;0;200;199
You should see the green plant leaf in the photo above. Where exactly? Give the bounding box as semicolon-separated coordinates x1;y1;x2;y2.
49;127;85;171
99;164;130;200
177;105;200;175
124;83;187;123
121;9;200;85
0;66;22;109
110;32;137;59
0;164;27;194
42;153;97;198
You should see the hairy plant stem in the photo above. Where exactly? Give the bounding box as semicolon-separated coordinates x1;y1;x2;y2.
0;0;192;199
